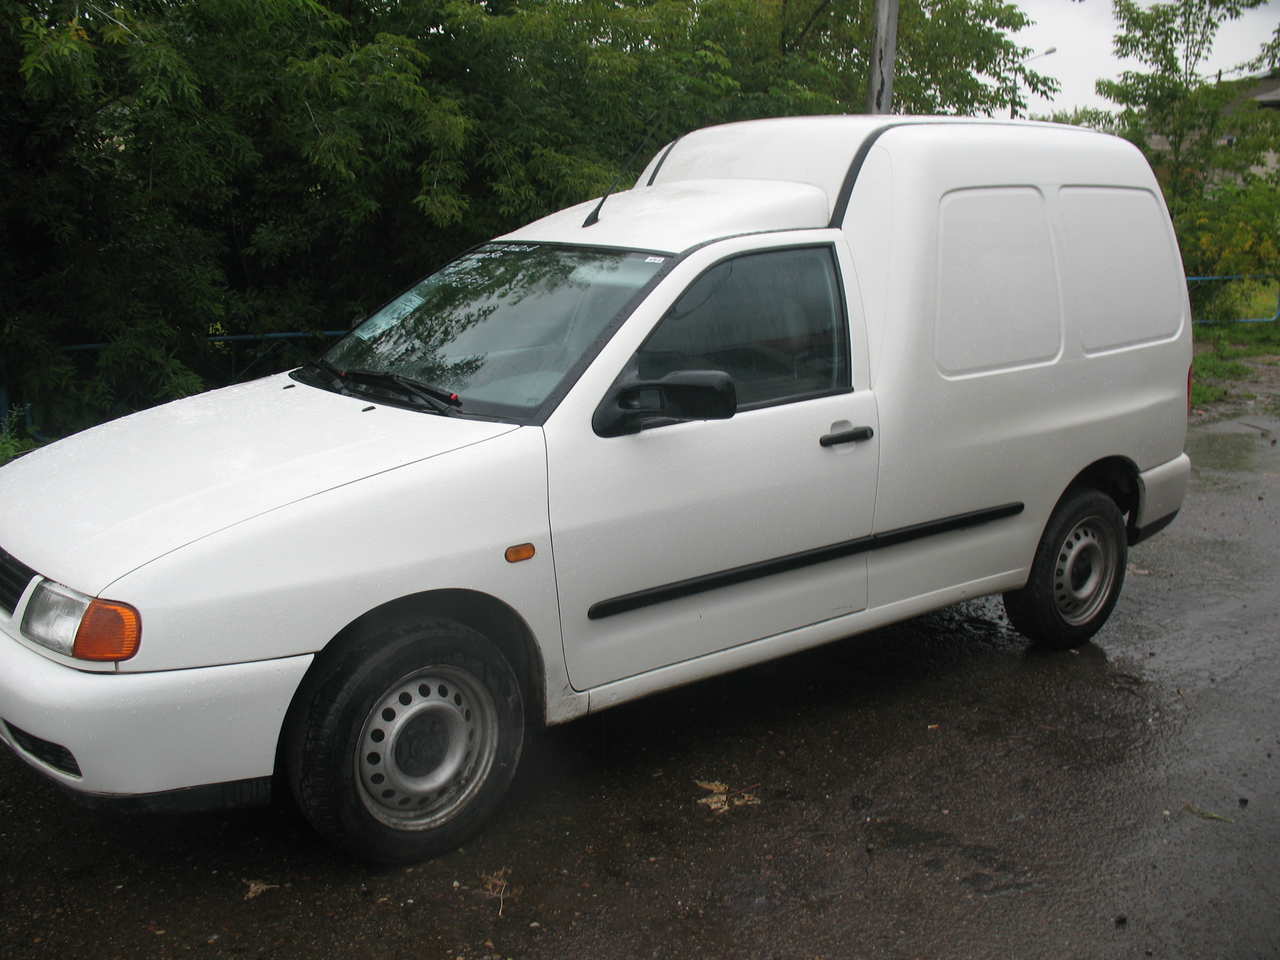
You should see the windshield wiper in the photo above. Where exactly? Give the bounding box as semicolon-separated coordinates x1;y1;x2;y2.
301;356;348;388
342;368;462;415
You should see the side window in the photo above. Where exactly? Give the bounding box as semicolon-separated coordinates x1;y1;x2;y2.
637;247;850;408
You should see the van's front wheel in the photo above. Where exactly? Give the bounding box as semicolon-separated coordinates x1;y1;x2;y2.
1003;488;1127;649
286;620;524;864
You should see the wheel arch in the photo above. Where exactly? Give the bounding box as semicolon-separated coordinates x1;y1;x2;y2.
1062;455;1141;541
333;589;546;725
275;589;547;783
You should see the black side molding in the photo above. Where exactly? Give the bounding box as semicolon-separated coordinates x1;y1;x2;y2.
587;501;1025;620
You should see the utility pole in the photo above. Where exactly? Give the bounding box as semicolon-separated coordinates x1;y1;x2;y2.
866;0;899;114
1011;47;1057;119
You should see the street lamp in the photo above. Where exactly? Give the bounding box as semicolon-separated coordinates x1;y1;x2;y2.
1012;47;1057;119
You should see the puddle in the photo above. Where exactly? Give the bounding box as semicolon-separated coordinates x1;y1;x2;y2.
1186;431;1259;472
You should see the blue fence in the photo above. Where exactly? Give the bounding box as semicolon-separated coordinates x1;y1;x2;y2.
1186;274;1280;323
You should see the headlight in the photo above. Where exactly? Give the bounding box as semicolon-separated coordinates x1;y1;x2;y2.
21;579;141;662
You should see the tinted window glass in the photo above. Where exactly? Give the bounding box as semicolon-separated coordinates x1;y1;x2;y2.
638;247;849;407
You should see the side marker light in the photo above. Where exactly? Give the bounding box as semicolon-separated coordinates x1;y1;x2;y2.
504;543;536;563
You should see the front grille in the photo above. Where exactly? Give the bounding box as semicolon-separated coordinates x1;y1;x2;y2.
4;720;82;777
0;545;37;615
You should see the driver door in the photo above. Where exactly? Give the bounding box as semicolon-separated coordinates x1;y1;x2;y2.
544;239;879;691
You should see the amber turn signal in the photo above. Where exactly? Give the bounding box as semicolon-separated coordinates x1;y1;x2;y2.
504;543;536;563
73;599;142;661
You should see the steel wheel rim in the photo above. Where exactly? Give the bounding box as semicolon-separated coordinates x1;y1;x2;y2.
1053;515;1119;627
355;665;499;830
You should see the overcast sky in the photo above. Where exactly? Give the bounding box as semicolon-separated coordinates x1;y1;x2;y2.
1012;0;1280;115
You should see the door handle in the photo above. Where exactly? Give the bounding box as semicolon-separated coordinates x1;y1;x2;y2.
819;425;874;447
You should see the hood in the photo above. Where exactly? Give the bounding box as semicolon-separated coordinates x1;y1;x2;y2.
0;373;518;594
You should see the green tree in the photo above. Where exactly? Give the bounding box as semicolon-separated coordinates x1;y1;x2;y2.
3;0;475;433
1;0;1058;438
1095;0;1280;317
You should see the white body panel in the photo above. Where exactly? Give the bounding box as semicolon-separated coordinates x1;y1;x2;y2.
0;117;1192;803
101;426;561;674
634;116;887;200
503;179;830;253
850;124;1188;607
0;373;515;594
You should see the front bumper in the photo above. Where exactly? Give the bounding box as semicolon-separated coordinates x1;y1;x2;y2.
0;630;311;797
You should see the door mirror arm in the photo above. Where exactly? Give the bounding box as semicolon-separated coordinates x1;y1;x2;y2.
592;370;737;437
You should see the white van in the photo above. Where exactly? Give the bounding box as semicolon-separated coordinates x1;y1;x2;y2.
0;116;1191;862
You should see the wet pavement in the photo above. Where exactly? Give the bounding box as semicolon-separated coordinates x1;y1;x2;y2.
2;414;1278;960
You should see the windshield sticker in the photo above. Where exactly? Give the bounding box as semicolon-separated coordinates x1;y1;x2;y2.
645;256;666;264
356;291;425;340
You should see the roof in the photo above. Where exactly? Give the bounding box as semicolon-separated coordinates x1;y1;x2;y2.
635;115;891;206
502;115;1097;253
500;178;831;253
1247;68;1280;109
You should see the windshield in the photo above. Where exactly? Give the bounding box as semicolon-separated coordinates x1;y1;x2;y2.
318;242;669;420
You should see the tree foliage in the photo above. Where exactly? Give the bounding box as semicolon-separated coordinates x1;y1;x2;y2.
1094;0;1280;318
1;0;1054;436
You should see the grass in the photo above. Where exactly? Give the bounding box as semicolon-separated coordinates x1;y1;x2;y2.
1191;380;1229;406
1191;318;1280;409
1195;318;1280;357
1193;353;1251;380
1238;280;1280;322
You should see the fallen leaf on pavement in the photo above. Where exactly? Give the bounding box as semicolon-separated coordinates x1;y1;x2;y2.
242;879;279;900
695;779;760;814
1184;803;1233;823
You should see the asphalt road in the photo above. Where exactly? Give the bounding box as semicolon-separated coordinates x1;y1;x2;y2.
2;412;1278;960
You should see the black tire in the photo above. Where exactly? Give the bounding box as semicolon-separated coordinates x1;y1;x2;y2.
285;618;524;864
1003;487;1127;649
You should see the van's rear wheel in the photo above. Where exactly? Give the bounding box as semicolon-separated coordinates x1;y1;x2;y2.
1003;488;1127;649
286;620;524;864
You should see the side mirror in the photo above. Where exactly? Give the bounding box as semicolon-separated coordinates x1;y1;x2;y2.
593;370;737;437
